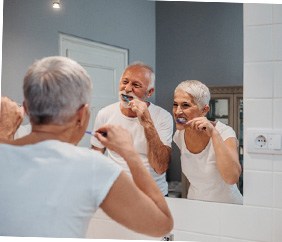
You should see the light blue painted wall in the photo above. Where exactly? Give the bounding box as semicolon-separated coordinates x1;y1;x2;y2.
2;0;155;101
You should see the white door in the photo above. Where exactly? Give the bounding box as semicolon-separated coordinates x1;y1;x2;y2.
59;34;128;147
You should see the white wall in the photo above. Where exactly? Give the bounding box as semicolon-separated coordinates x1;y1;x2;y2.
86;4;282;242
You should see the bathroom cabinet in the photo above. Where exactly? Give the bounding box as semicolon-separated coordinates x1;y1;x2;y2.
207;86;243;139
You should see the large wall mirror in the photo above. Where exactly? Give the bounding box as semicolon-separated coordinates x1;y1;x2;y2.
2;0;243;205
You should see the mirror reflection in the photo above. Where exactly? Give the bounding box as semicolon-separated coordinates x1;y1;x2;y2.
172;81;243;204
209;99;229;125
2;0;243;204
156;2;243;202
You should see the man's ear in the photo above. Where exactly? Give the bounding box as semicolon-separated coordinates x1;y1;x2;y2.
76;104;90;127
147;88;155;98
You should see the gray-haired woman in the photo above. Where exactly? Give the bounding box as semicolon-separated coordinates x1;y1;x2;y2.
173;80;243;204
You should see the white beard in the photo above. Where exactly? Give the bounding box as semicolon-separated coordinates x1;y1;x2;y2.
120;100;131;109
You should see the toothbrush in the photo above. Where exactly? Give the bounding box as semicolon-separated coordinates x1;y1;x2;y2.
121;94;130;103
176;118;207;130
85;130;107;137
176;117;188;124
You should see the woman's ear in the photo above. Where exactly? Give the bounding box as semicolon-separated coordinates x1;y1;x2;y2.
202;105;210;115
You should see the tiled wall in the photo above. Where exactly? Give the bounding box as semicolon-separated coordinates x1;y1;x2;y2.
86;4;282;242
243;3;282;242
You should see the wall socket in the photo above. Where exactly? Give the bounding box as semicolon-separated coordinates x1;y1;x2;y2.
255;135;267;148
162;234;174;241
247;129;282;154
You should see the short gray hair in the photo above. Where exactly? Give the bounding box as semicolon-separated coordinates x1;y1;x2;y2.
175;80;210;109
23;56;92;125
125;61;155;90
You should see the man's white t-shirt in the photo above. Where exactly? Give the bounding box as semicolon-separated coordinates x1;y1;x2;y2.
173;121;243;204
0;140;122;238
91;102;173;195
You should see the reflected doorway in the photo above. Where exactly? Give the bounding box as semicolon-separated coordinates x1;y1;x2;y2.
59;34;128;147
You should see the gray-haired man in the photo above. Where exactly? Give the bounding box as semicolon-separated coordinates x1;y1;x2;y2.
91;62;173;196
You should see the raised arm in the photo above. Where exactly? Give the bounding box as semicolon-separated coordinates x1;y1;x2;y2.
188;117;241;184
211;133;241;184
95;125;173;237
130;100;172;174
0;97;24;141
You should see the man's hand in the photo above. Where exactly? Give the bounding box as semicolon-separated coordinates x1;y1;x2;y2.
129;99;171;174
129;99;152;127
0;97;24;140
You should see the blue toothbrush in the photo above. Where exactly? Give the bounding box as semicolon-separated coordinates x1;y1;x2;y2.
85;130;107;137
121;94;130;103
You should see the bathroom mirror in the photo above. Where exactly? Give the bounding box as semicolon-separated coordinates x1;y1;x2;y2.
2;0;243;204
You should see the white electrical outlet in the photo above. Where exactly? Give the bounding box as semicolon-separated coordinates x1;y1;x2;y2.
247;129;282;154
255;134;267;148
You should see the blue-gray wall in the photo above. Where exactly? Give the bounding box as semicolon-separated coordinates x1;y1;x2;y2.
2;0;155;101
155;2;243;181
